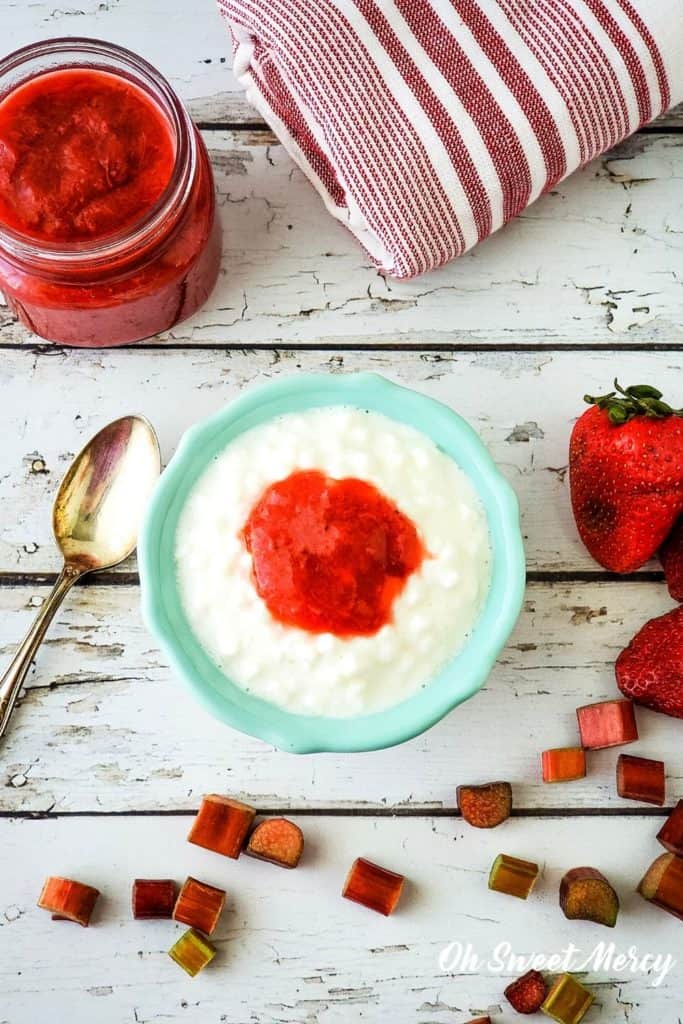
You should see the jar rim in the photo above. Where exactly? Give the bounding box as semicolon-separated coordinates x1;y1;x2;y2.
0;37;197;269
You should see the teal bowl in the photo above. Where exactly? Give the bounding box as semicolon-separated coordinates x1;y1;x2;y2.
139;373;525;753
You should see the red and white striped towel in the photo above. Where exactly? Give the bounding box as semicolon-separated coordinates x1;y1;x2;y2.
218;0;683;278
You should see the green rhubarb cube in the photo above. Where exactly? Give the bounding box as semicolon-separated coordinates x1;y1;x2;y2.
168;927;216;977
542;973;594;1024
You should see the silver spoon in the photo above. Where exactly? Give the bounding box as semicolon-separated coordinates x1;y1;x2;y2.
0;416;161;741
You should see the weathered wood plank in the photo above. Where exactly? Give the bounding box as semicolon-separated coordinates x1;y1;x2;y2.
2;130;681;347
3;0;683;130
1;347;680;576
0;814;679;1023
650;103;683;129
0;0;239;122
1;580;680;812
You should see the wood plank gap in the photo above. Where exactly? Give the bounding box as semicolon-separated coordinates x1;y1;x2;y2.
0;572;140;588
0;806;672;820
198;120;683;136
638;122;683;134
0;570;664;588
528;570;664;584
3;341;683;354
196;120;267;131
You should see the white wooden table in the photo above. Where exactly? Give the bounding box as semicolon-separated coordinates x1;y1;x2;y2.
1;3;682;1022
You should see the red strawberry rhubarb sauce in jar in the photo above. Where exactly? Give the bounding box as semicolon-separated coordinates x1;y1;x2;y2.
0;38;221;346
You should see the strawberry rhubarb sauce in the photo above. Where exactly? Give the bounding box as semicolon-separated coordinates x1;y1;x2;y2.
0;68;175;242
176;408;491;717
242;470;426;637
0;46;220;346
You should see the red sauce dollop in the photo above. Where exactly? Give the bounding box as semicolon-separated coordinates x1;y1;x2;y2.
0;68;175;242
243;470;425;637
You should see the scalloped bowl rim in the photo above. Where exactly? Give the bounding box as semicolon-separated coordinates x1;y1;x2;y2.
139;372;526;753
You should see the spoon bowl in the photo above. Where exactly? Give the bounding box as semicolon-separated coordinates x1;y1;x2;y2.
0;415;160;742
54;416;161;572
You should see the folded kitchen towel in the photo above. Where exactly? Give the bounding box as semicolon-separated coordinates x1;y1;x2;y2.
217;0;683;278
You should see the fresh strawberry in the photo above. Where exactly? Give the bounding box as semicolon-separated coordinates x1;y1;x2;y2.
504;970;547;1014
569;381;683;573
616;606;683;719
660;515;683;602
457;781;512;829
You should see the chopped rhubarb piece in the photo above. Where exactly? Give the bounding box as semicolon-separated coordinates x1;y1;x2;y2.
457;781;512;828
542;747;586;784
657;800;683;855
541;973;594;1024
173;876;226;936
505;970;547;1014
576;698;638;750
649;854;683;921
168;927;216;977
132;879;177;920
488;854;539;900
342;857;404;916
187;794;256;859
466;1019;491;1024
638;853;671;901
616;754;665;806
638;853;683;921
560;867;619;927
246;818;304;868
37;877;99;927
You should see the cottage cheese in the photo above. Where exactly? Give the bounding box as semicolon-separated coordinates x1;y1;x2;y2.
175;406;491;717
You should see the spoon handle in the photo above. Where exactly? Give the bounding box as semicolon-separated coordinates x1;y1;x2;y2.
0;565;81;742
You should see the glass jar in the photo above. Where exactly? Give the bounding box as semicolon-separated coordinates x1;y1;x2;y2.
0;38;221;346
